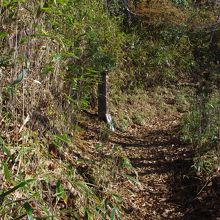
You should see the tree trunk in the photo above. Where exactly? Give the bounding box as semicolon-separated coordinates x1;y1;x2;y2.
98;71;108;121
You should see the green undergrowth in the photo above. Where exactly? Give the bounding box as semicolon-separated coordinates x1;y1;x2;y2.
181;91;220;177
0;123;138;219
0;1;129;218
182;92;220;146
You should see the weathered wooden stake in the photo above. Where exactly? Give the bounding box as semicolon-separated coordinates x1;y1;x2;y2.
98;71;108;121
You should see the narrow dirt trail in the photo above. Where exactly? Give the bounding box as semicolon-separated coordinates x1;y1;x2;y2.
112;114;196;220
83;111;220;219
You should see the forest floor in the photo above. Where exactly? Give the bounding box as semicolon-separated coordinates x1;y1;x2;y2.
83;105;220;219
110;112;220;220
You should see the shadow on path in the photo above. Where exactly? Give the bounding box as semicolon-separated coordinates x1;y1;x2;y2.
80;116;220;219
112;126;220;220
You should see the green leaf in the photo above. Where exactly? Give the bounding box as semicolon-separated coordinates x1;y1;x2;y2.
55;180;67;204
94;207;106;220
0;137;4;145
55;180;64;197
54;134;70;144
41;64;54;75
0;179;34;200
52;54;62;62
1;145;11;157
0;137;10;156
19;36;29;44
23;202;33;220
3;162;11;183
41;7;53;13
121;157;133;169
10;69;28;86
62;52;79;59
84;208;92;220
0;32;7;39
110;208;117;220
110;193;123;203
122;174;140;186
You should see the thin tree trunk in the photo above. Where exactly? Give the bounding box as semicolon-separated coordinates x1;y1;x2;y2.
98;71;108;121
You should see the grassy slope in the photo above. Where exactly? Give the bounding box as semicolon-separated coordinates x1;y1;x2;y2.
0;1;129;219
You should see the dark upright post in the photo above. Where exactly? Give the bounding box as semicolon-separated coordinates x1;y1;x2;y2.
98;71;108;121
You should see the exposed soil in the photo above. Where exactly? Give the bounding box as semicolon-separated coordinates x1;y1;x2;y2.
111;114;220;220
82;111;220;220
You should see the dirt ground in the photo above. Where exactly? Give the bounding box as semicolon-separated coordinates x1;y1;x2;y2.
111;114;220;220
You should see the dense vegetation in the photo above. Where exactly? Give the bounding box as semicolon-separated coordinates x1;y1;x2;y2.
0;0;220;219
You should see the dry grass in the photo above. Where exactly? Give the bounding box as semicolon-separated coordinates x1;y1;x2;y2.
110;87;183;131
131;0;187;25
